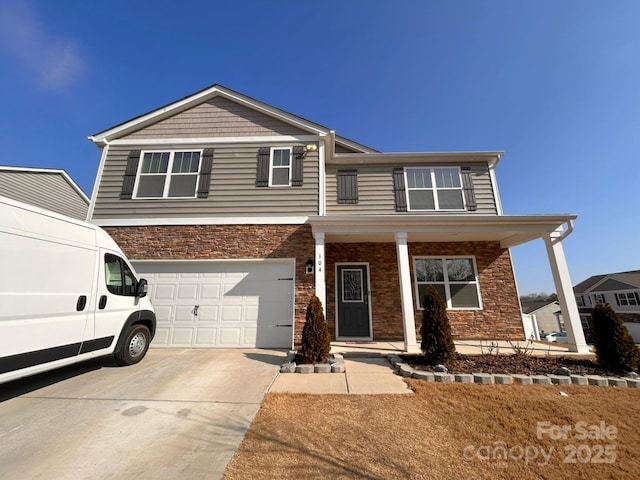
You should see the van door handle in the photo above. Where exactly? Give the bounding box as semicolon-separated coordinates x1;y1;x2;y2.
99;295;107;310
193;305;199;316
76;296;87;311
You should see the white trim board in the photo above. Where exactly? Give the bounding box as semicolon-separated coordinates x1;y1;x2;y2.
91;216;310;226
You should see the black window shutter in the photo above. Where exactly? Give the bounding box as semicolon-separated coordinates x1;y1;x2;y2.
392;167;407;212
461;167;477;211
255;147;270;187
337;169;358;204
197;148;214;198
291;146;305;187
120;150;141;199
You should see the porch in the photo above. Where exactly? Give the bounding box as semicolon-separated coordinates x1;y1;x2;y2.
309;215;590;354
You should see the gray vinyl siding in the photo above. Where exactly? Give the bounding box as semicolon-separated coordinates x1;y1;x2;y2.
0;171;88;220
326;163;497;215
124;97;311;139
91;143;319;219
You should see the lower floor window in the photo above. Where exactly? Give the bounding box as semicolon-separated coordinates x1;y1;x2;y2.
413;256;481;309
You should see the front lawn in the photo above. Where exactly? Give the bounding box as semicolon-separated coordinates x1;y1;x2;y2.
224;381;640;479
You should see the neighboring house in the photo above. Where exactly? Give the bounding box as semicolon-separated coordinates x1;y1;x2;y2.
574;270;640;342
522;301;564;335
0;166;89;220
86;84;588;353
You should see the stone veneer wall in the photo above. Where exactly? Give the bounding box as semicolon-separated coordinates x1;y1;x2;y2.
106;225;524;344
326;241;524;341
409;242;524;340
104;224;315;346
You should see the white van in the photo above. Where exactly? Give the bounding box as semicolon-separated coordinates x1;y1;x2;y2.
0;195;156;384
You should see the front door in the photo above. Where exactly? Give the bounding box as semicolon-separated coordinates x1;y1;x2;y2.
337;265;371;339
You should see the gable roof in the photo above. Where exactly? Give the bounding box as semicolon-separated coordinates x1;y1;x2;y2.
88;83;377;154
0;166;89;220
574;270;640;293
521;300;560;315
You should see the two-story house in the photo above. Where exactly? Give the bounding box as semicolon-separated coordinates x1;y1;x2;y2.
574;270;640;342
87;84;588;353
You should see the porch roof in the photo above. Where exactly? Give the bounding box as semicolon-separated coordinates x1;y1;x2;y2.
308;214;577;248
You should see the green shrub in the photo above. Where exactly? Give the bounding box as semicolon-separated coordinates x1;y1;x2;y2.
298;295;331;364
420;285;456;364
590;302;640;373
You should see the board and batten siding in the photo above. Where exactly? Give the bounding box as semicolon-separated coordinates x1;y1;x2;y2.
326;163;497;215
91;143;319;219
123;96;311;139
0;171;88;220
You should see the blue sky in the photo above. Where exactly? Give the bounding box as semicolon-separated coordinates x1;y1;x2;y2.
0;0;638;295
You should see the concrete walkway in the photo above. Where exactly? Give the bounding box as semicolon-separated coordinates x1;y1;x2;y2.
269;356;412;395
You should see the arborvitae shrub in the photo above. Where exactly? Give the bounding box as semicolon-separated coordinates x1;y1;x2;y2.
420;285;456;364
590;302;640;373
298;295;331;364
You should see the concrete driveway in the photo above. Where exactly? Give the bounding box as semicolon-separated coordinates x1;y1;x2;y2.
0;349;284;479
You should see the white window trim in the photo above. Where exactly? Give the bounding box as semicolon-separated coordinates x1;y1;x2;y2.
413;255;483;310
404;166;466;211
615;291;639;306
269;147;292;187
133;149;202;199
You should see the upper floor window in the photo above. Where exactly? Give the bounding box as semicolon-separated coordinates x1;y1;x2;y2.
615;292;639;306
405;167;464;211
575;295;585;307
270;148;292;186
135;150;201;198
593;293;606;304
413;256;481;309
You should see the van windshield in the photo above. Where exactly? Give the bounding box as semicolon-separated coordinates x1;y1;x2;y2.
105;254;137;296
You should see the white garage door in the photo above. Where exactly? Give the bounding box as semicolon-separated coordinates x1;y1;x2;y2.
133;261;295;348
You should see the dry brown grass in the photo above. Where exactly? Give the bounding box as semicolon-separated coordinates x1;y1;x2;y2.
223;381;640;480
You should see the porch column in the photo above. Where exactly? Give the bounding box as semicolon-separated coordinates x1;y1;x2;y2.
314;231;326;310
395;232;420;353
544;230;590;353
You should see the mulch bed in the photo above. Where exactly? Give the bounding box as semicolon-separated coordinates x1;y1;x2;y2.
401;353;628;377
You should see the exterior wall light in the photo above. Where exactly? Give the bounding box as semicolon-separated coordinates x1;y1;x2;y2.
306;258;314;274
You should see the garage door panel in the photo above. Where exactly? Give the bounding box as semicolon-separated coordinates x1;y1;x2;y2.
243;328;257;345
200;284;221;301
177;284;198;300
221;306;242;322
135;261;294;348
174;306;195;322
219;328;241;345
171;328;194;345
245;305;259;322
195;328;217;346
153;284;176;301
196;306;218;322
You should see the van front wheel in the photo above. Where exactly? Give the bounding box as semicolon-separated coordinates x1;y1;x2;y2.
115;325;151;366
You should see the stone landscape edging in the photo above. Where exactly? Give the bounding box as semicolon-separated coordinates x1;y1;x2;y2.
387;354;640;389
279;351;346;373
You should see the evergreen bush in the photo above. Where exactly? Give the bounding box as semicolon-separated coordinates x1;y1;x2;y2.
298;295;331;364
590;302;640;373
420;285;456;364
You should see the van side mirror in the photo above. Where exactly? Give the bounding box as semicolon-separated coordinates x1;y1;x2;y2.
136;278;149;298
